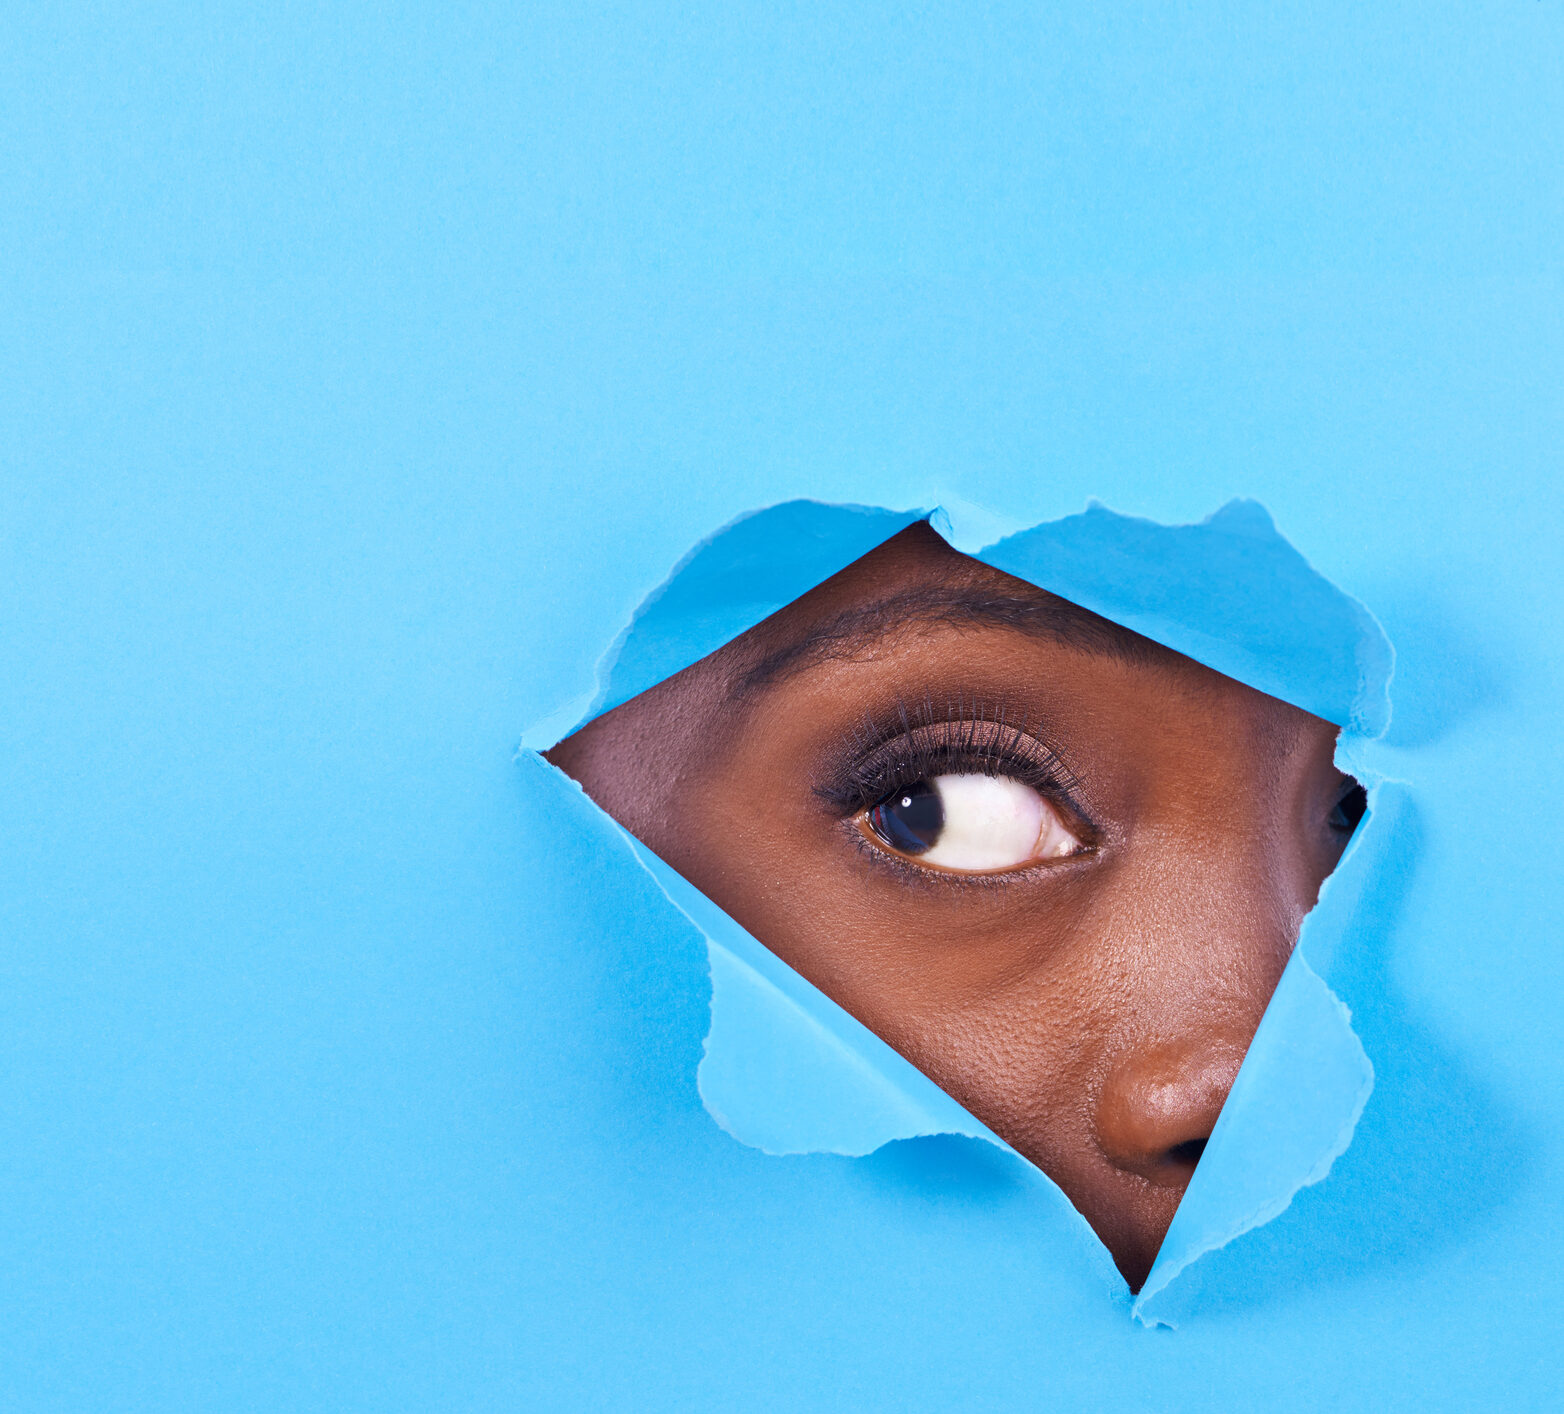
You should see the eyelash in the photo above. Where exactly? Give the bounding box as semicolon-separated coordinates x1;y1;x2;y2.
814;696;1091;831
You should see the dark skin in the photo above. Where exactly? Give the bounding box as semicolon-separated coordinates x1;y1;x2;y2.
548;524;1362;1290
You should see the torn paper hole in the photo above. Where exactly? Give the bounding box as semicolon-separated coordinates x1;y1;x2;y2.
522;498;1390;1312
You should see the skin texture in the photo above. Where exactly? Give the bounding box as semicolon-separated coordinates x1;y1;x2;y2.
548;524;1359;1290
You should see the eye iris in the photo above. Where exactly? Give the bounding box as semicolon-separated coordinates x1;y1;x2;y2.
869;781;944;855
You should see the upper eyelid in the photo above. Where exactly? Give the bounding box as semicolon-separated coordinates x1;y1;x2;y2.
814;718;1088;821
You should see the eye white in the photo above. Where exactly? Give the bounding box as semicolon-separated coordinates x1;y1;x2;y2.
919;773;1081;871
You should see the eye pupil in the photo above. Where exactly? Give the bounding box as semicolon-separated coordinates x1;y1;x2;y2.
870;780;944;855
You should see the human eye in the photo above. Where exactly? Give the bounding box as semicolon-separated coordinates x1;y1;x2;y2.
866;773;1083;871
815;702;1094;877
1327;778;1369;838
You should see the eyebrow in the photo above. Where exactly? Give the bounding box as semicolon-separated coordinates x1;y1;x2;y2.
734;583;1162;696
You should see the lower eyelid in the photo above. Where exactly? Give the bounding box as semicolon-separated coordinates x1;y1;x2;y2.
844;821;987;890
845;813;1093;886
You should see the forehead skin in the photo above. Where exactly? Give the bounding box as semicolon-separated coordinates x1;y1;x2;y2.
548;522;1348;1289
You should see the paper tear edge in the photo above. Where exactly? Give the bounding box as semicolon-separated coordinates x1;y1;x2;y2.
518;493;1396;1324
1131;953;1377;1329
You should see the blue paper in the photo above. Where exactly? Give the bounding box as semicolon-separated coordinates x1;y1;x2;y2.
526;495;1391;1325
5;2;1561;1408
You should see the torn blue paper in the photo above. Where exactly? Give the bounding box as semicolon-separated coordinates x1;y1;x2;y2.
526;495;1393;1319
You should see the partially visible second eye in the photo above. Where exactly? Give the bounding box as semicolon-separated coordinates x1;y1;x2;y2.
865;774;1084;873
1328;780;1369;837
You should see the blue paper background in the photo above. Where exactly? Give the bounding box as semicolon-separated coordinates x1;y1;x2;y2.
4;3;1561;1408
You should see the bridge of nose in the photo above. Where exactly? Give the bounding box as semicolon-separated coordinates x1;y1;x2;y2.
1070;819;1309;1183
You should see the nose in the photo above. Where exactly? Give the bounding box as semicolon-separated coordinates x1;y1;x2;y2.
1093;1037;1247;1185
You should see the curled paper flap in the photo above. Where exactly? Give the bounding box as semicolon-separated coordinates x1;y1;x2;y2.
625;836;1001;1155
976;499;1393;736
520;498;1029;751
528;495;1394;1310
1135;940;1375;1325
543;502;925;742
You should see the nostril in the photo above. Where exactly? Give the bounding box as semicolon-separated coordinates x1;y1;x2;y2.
1094;1040;1245;1186
1165;1137;1208;1167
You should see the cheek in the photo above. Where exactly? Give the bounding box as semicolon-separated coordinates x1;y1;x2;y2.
874;946;1120;1190
680;798;1092;1067
786;879;1117;1142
